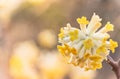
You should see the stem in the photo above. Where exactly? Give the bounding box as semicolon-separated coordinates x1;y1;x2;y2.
107;55;120;79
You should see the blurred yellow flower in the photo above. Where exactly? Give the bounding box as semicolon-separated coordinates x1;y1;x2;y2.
38;30;57;48
9;41;40;79
71;67;96;79
57;13;118;70
38;52;69;79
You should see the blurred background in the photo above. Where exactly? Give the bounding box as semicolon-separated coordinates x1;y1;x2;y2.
0;0;120;79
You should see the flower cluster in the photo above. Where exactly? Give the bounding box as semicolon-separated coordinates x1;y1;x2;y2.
57;13;118;70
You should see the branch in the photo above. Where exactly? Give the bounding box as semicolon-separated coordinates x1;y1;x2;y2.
107;55;120;79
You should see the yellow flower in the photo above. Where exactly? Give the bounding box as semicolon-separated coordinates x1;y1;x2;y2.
57;13;118;70
38;30;57;48
77;16;89;33
105;22;114;31
39;53;69;79
98;22;114;33
57;44;71;55
77;16;89;25
9;55;23;74
90;62;102;70
9;41;40;79
109;39;118;53
96;44;107;54
89;55;102;62
57;44;78;56
83;53;91;59
83;39;94;49
58;28;64;39
69;29;79;41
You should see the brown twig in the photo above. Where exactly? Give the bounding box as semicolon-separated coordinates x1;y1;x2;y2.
107;55;120;79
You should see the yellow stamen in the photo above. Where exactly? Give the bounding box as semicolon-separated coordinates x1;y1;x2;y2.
58;28;64;39
57;44;78;55
70;48;78;55
105;22;114;31
77;16;89;25
83;39;94;49
57;44;70;55
77;17;89;32
109;39;118;53
90;62;102;70
99;22;114;33
102;37;108;43
89;55;102;62
69;29;79;41
84;53;91;59
96;44;107;54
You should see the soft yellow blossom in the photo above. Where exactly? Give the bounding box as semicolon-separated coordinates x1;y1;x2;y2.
57;44;71;55
57;13;118;70
38;53;69;79
77;16;89;25
38;30;57;48
109;39;118;53
9;41;40;79
57;44;78;55
69;29;79;41
58;28;64;39
77;16;89;33
83;39;94;49
105;22;114;31
96;44;107;54
99;22;114;33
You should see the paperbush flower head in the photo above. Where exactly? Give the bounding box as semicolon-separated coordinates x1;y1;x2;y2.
57;13;118;70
